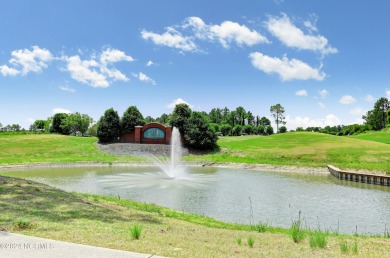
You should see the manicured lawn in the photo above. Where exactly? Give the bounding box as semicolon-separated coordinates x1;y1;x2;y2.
0;133;143;164
185;132;390;173
1;175;389;257
350;130;390;144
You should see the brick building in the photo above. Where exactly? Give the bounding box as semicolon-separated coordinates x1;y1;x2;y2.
119;122;172;144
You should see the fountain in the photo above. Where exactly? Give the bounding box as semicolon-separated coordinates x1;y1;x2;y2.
149;127;186;179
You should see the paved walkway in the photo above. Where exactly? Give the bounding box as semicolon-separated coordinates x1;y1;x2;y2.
0;231;165;258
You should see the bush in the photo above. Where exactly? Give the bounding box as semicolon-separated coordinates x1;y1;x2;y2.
256;125;265;135
279;126;287;133
232;125;242;136
266;126;274;135
97;108;121;143
184;112;218;150
209;123;220;133
243;124;254;135
220;124;232;136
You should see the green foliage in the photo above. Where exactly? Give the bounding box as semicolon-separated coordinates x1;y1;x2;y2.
255;221;270;233
61;112;93;136
34;120;47;131
243;124;254;135
363;97;389;130
256;125;265;135
129;224;142;240
156;113;169;125
121;106;145;133
279;126;287;133
51;113;70;134
309;230;327;249
247;236;255;248
15;220;33;230
97;108;121;143
236;237;242;245
170;103;192;134
220;124;232;136
87;123;97;137
290;212;304;243
232;125;242;136
339;240;349;253
184;112;218;150
209;123;220;133
266;126;274;135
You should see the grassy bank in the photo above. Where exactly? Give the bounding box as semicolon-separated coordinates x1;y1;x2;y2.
1;175;390;257
1;132;390;173
0;134;143;164
184;132;390;173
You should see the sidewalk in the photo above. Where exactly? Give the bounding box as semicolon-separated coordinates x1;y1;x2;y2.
0;231;165;258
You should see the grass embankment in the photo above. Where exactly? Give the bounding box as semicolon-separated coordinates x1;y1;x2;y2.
184;132;390;173
0;134;143;165
2;176;390;257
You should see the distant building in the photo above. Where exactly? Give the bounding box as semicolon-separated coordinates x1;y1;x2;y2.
120;122;172;144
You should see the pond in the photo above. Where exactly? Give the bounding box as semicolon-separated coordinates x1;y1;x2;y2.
2;166;390;235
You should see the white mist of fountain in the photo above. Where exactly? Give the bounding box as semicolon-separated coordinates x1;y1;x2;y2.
149;127;185;179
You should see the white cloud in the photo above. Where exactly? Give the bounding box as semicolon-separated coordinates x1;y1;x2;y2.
146;60;154;67
286;113;341;129
350;107;367;116
167;98;193;109
265;14;337;55
52;108;71;114
132;72;156;85
364;94;375;102
0;65;20;76
339;95;356;105
184;17;269;48
319;89;329;98
386;90;390;98
0;46;53;76
249;52;325;81
318;102;326;109
64;55;109;88
141;27;198;52
295;90;308;96
59;84;76;93
62;47;133;88
100;48;133;65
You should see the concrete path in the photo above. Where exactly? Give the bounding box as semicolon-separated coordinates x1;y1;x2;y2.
0;231;165;258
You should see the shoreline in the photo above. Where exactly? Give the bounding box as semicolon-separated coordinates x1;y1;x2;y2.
0;161;328;174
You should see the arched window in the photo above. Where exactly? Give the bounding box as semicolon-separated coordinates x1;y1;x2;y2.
143;128;165;139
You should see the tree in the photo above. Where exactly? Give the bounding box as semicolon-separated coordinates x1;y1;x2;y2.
156;113;169;125
232;125;242;136
184;112;218;150
60;112;92;136
34;120;47;131
209;108;223;124
52;113;69;134
259;117;271;127
97;108;121;143
257;125;265;135
363;97;389;130
266;125;274;135
235;106;246;126
144;116;155;123
121;106;145;133
270;104;286;133
170;103;192;133
246;111;255;126
243;124;254;135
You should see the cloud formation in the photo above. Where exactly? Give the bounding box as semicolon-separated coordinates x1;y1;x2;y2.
52;107;71;114
319;89;329;98
364;94;375;102
62;48;134;88
286;114;341;129
249;52;325;81
339;95;356;104
295;90;308;96
132;72;156;85
265;14;337;55
167;98;193;109
0;46;53;76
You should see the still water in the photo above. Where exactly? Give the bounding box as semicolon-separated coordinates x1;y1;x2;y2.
2;166;390;235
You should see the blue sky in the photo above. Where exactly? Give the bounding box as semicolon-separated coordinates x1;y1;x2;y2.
1;0;390;129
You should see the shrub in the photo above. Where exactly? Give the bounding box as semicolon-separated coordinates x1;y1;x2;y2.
257;125;265;135
232;125;242;136
247;236;255;248
220;124;232;136
130;224;142;240
266;126;274;135
209;123;220;133
279;126;287;133
184;112;218;150
243;124;254;135
97;108;121;143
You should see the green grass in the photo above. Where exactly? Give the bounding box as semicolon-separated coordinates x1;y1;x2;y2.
350;129;390;144
1;175;389;257
184;132;390;173
129;224;142;240
0;134;144;164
